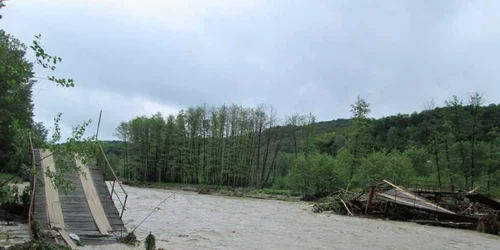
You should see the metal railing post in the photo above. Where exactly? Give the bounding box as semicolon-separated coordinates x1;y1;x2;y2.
103;154;107;180
27;134;37;239
97;142;128;218
120;195;128;219
111;180;116;200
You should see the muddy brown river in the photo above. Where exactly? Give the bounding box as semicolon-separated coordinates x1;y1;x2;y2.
82;184;499;250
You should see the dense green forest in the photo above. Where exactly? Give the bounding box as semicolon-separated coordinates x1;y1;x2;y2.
0;25;74;178
105;94;500;196
0;29;49;174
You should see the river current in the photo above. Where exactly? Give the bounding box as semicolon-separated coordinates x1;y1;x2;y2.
81;184;499;250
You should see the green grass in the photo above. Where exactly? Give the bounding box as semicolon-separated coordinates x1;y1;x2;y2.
260;188;292;196
0;173;17;183
0;173;16;179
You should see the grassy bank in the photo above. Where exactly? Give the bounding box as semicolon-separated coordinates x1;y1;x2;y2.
0;173;16;182
122;181;301;202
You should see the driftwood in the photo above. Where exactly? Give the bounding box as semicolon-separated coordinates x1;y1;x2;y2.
410;220;475;229
477;211;500;235
468;186;479;194
340;199;354;217
119;232;139;246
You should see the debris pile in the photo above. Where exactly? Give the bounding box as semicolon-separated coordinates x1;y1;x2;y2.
119;232;139;246
0;240;72;250
314;180;500;236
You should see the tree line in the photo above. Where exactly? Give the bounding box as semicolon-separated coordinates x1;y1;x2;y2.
108;92;500;196
111;104;316;188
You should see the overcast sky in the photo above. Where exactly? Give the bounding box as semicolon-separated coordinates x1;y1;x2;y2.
2;0;499;140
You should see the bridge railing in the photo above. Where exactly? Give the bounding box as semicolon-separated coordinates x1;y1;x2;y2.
398;180;463;193
97;143;128;218
27;133;36;239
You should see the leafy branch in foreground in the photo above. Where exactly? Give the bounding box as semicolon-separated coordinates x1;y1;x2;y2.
0;0;5;19
30;34;74;87
41;113;97;194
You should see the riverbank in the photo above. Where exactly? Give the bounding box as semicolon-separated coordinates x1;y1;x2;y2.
0;173;18;184
122;181;301;202
0;215;31;249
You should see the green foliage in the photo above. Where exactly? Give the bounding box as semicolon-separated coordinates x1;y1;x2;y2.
346;95;372;182
112;104;296;187
30;34;74;87
32;122;49;147
0;0;5;19
0;30;34;173
0;184;29;215
333;149;353;186
0;185;14;204
285;153;340;196
0;22;94;218
354;149;416;186
42;113;96;194
1;29;75;176
259;188;291;196
106;95;500;195
3;240;73;250
0;173;16;180
404;144;431;177
106;93;500;196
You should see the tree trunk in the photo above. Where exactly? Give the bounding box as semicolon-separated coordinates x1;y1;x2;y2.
261;125;274;187
255;118;263;186
444;138;454;190
350;134;359;181
262;134;283;188
433;137;441;190
470;106;478;188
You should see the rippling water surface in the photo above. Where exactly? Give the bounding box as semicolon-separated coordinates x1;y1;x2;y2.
83;184;500;250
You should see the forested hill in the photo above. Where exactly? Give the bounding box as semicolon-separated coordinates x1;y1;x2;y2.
104;96;500;196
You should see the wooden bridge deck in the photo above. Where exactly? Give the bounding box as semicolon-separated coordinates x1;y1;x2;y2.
33;149;127;247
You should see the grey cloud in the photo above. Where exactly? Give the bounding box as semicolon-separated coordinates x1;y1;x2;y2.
3;0;500;140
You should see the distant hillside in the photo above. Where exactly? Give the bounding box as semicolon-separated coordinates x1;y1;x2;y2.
101;140;122;145
314;118;351;133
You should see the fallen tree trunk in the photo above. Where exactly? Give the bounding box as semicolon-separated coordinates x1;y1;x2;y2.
409;220;475;230
340;199;354;217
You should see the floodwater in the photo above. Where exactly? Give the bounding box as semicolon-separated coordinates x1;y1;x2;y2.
83;184;499;250
0;182;31;248
0;220;31;248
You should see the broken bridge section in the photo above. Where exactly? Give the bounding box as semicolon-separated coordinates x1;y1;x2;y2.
376;180;456;214
32;149;127;247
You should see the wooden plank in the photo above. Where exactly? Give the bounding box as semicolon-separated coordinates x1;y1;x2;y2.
59;229;77;249
41;150;65;229
76;155;112;235
466;193;500;210
377;192;455;214
382;180;455;214
34;150;48;226
40;150;75;248
33;149;124;246
89;168;126;232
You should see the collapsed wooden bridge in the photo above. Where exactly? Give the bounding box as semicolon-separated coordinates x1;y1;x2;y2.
28;146;128;248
